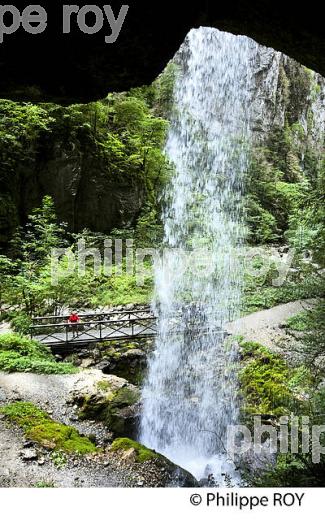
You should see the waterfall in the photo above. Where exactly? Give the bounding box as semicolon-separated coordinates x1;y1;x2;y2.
140;27;259;482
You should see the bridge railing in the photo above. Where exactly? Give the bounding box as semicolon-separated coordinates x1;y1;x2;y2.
30;315;157;346
30;307;228;348
31;306;153;326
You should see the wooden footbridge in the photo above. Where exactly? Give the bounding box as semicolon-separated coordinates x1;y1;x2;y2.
30;306;227;350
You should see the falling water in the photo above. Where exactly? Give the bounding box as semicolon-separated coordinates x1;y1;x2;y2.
140;28;259;482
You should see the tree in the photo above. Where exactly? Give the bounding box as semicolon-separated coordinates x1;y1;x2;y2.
3;196;68;317
11;195;67;266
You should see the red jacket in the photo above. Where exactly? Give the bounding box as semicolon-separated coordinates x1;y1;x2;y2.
68;314;80;323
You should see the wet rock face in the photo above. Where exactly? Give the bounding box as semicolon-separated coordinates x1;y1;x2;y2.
99;348;147;385
65;338;151;385
38;150;144;233
248;50;325;144
0;130;145;246
0;1;324;104
69;371;141;438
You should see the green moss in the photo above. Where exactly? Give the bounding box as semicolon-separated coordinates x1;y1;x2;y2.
285;310;310;331
110;437;160;462
0;401;48;428
0;402;96;454
92;384;139;409
29;422;95;453
125;343;138;350
111;387;139;407
35;480;56;488
239;341;295;416
110;351;123;360
239;340;314;421
96;381;113;392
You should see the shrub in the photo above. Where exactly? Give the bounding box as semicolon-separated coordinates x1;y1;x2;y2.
239;341;292;416
9;312;33;335
239;341;312;417
0;333;76;374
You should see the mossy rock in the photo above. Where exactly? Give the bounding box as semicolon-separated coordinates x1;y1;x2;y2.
99;347;147;385
71;373;141;437
110;437;198;487
0;402;97;454
78;385;140;436
109;386;140;407
110;437;159;463
239;340;312;419
28;421;95;453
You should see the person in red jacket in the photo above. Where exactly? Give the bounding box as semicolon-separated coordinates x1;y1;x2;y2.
68;311;80;338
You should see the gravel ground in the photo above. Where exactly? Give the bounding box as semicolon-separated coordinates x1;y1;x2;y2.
227;299;316;364
0;419;133;488
227;299;315;340
0;371;114;443
0;370;194;488
0;371;135;487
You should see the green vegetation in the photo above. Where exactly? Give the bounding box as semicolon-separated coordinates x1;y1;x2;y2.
0;333;76;374
239;340;312;417
0;101;54;168
0;61;323;325
245;66;325;261
35;480;56;488
248;451;325;487
110;437;160;462
285;310;311;331
239;337;325;486
0;402;97;454
244;385;325;486
242;278;323;314
50;451;67;469
0;195;154;328
0;83;171;322
0;47;324;489
241;245;324;313
90;266;153;307
287;301;325;369
0;86;170;251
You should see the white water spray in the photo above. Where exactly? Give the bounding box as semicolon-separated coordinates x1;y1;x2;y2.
140;27;259;482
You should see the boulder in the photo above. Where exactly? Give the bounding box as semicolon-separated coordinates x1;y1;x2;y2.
80;358;95;369
110;437;198;487
69;370;141;438
99;348;147;385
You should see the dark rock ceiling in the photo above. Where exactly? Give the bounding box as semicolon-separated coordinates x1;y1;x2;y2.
0;1;324;103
